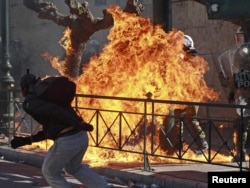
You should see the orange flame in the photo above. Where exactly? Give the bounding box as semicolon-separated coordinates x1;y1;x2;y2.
74;6;221;165
42;28;74;77
77;6;219;109
38;6;225;166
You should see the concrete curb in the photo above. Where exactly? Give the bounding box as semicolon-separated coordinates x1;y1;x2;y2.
0;146;44;167
96;167;207;188
0;146;207;188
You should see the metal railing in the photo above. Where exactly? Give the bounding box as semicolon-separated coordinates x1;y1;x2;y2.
1;93;249;171
74;94;250;171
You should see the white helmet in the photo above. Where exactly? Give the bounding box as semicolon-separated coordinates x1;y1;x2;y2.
183;35;194;49
234;43;250;72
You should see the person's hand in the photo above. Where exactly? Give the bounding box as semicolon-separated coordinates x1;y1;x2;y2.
80;122;94;132
31;131;46;142
10;136;32;149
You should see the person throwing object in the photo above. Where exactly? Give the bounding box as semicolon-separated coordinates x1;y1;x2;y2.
10;72;109;188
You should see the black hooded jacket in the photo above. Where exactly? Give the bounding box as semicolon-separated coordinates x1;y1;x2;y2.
23;92;83;141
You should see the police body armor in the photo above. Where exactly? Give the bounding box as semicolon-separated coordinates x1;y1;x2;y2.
219;43;250;117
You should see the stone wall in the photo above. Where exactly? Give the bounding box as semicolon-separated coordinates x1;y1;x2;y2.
7;0;240;117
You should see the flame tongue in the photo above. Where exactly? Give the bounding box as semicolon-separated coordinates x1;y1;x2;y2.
39;6;221;165
77;6;219;105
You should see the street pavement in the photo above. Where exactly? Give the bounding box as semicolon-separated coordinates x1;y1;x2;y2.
0;159;52;188
0;155;209;188
0;157;130;188
0;143;250;188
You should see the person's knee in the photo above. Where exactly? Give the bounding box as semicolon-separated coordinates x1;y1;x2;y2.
42;164;56;178
64;165;80;175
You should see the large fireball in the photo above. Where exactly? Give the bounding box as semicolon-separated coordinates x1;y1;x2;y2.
77;6;219;107
44;5;220;165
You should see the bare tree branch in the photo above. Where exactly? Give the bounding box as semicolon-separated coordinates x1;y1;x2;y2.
23;0;144;79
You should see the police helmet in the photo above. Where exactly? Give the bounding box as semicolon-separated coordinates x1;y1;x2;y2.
234;43;250;72
183;35;194;49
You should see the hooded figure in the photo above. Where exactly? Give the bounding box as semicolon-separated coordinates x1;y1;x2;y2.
11;70;109;188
